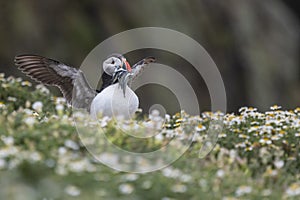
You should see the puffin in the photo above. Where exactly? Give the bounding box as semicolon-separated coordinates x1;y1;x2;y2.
14;54;155;119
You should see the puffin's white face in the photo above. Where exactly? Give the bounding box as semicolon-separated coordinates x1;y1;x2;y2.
103;56;123;76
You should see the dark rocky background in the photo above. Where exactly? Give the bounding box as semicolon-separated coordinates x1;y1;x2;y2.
0;0;299;113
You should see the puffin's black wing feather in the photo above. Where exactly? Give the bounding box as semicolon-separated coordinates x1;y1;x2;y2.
14;54;97;110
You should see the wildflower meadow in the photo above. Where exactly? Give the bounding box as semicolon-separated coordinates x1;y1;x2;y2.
0;73;300;199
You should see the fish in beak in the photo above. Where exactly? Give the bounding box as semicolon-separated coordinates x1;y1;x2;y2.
112;59;133;97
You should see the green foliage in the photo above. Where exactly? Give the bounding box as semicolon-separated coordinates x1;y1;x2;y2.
0;74;300;199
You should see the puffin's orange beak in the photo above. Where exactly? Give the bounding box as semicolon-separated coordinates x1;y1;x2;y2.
121;58;131;72
125;61;131;72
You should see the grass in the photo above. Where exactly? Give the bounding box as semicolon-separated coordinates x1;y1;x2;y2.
0;73;300;199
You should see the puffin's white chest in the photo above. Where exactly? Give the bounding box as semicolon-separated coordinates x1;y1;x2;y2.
90;84;139;119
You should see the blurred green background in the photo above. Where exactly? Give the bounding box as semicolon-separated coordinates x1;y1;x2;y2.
0;0;299;113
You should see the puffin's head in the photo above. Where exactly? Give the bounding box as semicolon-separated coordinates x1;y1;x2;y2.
102;53;132;95
103;53;131;75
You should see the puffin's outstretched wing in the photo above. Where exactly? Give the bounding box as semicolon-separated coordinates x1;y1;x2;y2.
14;54;97;110
130;57;155;81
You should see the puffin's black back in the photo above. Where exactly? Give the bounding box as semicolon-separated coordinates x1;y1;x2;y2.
97;72;113;93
